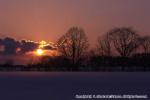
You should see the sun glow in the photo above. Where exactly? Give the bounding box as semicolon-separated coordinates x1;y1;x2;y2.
36;49;44;56
32;40;58;56
39;40;47;48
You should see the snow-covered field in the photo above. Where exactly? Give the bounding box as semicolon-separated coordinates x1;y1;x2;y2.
0;72;149;100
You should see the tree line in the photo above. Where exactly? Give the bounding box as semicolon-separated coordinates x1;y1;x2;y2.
0;26;150;71
34;26;150;71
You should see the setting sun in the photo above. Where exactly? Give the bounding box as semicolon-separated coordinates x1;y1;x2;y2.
36;49;44;56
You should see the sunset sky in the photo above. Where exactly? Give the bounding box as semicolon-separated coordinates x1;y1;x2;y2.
0;0;150;45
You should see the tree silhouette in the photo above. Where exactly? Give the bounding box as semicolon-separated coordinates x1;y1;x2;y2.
97;33;111;56
140;36;150;54
57;27;89;66
108;27;139;57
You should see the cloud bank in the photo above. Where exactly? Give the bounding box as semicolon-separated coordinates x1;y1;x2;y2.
0;37;56;55
0;37;57;65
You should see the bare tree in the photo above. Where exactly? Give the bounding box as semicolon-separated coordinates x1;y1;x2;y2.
108;27;139;57
57;27;89;65
140;36;150;54
97;33;111;56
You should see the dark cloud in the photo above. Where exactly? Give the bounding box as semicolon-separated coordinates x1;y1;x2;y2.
19;40;39;54
0;37;38;55
1;37;20;55
0;37;57;65
0;37;56;55
0;39;2;45
43;45;56;50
